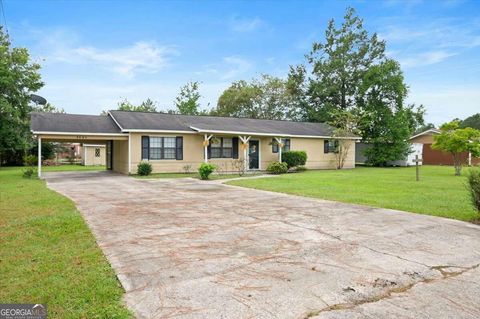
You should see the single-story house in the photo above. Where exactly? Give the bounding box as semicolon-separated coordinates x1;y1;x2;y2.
82;144;106;166
31;110;360;177
410;129;480;166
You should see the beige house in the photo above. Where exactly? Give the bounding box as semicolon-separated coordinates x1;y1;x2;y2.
82;144;106;166
31;111;360;177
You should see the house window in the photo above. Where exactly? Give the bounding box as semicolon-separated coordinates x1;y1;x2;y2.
149;137;177;160
210;137;233;158
95;148;100;157
324;140;338;153
272;138;290;153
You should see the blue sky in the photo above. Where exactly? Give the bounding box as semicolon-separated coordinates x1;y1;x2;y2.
3;0;480;125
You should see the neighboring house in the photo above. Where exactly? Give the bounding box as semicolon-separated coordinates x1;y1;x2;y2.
82;144;106;166
30;111;360;176
410;129;480;166
355;142;422;166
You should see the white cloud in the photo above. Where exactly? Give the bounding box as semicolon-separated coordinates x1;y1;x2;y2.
54;41;173;77
230;17;264;32
398;50;457;68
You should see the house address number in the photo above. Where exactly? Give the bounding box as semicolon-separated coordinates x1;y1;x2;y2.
76;136;87;139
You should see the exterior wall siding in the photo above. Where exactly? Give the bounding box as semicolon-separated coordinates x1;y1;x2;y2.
120;133;356;174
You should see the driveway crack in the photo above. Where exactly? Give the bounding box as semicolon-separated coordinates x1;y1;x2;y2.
303;263;480;318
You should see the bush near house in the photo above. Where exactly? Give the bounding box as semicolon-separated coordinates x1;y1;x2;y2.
137;161;152;176
282;151;307;169
266;161;288;174
198;163;216;180
467;169;480;213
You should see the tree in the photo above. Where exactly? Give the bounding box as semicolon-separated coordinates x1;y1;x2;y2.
357;60;424;166
286;8;424;165
0;27;44;165
212;75;292;120
461;113;480;130
101;98;158;114
117;98;158;112
33;102;65;114
173;81;201;115
288;7;386;123
432;120;480;176
328;110;359;169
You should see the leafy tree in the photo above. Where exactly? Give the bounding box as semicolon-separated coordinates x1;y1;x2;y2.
117;98;158;112
288;7;386;123
102;98;158;114
357;60;424;166
287;8;424;165
212;75;292;120
0;27;44;165
173;81;201;115
461;113;480;130
33;102;65;113
432;120;480;176
328;110;360;169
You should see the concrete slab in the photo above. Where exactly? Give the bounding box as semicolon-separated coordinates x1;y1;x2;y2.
45;172;480;319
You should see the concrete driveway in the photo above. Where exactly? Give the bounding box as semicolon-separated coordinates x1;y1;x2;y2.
45;171;480;319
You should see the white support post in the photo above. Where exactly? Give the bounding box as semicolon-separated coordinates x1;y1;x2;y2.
204;134;213;163
274;137;283;163
468;152;472;166
128;133;131;174
239;135;251;171
38;136;42;178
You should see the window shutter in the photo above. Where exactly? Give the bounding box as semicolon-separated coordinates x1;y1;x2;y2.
176;136;183;160
324;140;329;154
232;137;239;159
207;143;211;159
142;136;150;160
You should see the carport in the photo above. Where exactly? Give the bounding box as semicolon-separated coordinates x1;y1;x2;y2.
31;112;128;178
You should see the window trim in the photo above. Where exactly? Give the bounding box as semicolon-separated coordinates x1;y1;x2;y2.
210;137;234;159
272;138;290;153
148;136;178;160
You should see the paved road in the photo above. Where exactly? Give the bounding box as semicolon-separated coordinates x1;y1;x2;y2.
45;171;480;319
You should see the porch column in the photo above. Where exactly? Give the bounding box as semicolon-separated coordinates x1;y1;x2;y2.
128;133;131;174
204;134;213;163
239;135;251;171
274;137;283;163
38;136;42;178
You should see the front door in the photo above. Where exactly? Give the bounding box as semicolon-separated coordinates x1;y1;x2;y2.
248;140;259;170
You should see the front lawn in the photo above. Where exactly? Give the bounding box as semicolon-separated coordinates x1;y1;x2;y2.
228;165;479;222
0;167;131;318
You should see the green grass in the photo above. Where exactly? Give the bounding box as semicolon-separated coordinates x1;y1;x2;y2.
0;167;131;318
228;165;479;222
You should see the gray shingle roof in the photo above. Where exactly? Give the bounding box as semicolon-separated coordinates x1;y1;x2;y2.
30;112;122;134
31;110;359;138
109;110;353;138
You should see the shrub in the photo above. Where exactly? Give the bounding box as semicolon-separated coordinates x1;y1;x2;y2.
198;163;216;180
23;155;38;167
295;165;308;172
266;161;288;174
22;167;36;178
137;161;153;176
467;169;480;213
282;151;307;168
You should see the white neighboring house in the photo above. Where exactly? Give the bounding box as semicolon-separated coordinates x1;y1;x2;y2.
82;144;106;166
355;141;423;166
